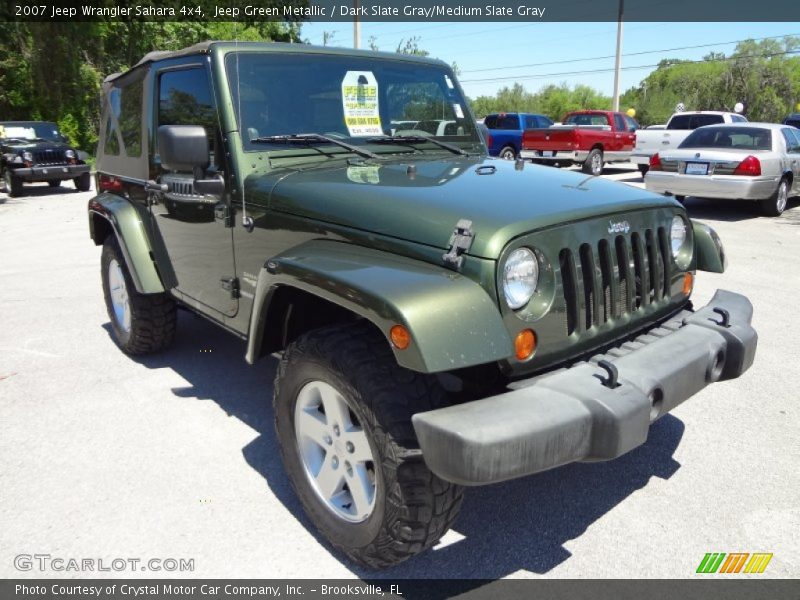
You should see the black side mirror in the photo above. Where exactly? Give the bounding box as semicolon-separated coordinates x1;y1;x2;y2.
158;125;210;172
158;125;224;196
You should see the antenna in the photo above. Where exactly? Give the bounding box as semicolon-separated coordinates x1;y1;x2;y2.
235;22;254;232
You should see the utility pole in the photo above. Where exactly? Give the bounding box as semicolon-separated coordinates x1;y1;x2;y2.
353;0;361;49
612;0;624;111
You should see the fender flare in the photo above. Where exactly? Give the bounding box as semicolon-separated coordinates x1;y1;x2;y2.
692;220;727;274
246;240;513;373
88;193;169;294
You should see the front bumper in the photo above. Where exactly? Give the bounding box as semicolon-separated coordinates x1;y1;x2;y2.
645;171;779;200
13;164;90;182
412;290;757;486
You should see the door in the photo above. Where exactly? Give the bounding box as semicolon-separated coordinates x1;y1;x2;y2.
149;64;238;318
782;128;800;195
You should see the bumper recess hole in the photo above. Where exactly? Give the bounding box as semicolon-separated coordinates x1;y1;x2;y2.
707;349;726;382
649;388;664;422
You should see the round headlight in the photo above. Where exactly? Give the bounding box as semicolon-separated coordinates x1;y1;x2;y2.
22;151;33;162
65;149;76;159
670;216;687;257
503;248;539;310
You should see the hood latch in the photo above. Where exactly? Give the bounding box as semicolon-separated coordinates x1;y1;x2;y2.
442;219;474;271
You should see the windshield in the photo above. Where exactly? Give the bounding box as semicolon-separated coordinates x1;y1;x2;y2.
679;127;772;151
0;122;63;142
225;52;481;153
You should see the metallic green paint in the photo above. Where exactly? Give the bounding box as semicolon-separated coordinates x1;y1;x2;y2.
245;240;512;373
264;158;682;260
88;192;166;294
693;221;727;273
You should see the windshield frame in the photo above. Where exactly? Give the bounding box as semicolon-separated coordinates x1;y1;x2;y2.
223;51;483;157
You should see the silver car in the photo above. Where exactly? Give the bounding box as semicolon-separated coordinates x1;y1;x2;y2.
645;123;800;216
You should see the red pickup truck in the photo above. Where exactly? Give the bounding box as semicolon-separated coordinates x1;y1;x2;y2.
520;110;638;176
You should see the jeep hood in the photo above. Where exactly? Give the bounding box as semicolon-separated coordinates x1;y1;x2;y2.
251;156;678;259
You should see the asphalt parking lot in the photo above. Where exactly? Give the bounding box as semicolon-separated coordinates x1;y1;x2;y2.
1;165;798;579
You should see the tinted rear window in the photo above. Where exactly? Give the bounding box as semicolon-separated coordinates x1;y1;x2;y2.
667;114;725;130
564;113;609;126
486;114;519;130
680;127;772;150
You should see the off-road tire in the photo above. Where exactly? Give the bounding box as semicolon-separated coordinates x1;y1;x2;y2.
4;169;23;197
74;172;91;192
499;145;516;160
273;321;464;568
760;177;789;217
48;180;62;188
101;236;176;355
582;148;604;176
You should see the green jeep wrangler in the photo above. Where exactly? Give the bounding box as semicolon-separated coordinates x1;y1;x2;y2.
88;42;757;568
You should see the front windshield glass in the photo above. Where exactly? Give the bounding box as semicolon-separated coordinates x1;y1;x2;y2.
225;52;481;153
0;122;62;142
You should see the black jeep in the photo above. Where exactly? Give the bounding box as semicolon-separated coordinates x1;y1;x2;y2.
1;121;91;197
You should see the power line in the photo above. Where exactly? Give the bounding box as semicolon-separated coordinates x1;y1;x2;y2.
460;33;800;74
459;48;800;84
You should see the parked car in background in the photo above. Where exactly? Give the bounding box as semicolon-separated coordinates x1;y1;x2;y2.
645;123;799;216
0;121;91;197
633;111;747;176
483;112;553;160
782;113;800;128
520;110;638;175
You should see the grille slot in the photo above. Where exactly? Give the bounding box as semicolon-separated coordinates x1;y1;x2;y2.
32;149;67;165
559;249;578;336
559;227;671;334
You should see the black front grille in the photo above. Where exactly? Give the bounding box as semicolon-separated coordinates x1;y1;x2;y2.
32;149;67;165
560;227;670;336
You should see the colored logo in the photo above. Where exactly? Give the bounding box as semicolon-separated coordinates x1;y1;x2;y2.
696;552;773;574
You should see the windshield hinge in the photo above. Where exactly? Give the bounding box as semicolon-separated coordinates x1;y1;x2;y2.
220;276;240;299
442;219;474;271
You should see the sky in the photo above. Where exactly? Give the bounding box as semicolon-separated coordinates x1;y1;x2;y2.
298;21;799;101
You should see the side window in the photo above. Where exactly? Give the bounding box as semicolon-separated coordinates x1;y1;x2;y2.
781;129;800;153
613;114;626;131
624;115;638;131
731;115;747;123
498;115;518;130
484;115;497;129
524;115;537;129
104;75;143;157
158;67;217;162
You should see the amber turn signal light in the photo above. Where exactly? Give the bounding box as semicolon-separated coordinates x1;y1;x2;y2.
514;329;536;361
390;325;411;350
682;272;694;296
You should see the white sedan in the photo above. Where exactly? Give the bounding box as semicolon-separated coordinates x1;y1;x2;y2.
645;123;800;216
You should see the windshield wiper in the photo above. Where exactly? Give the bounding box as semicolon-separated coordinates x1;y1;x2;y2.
365;135;469;156
250;133;379;160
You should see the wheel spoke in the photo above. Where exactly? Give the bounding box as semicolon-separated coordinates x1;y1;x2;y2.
315;453;343;500
318;385;352;431
297;409;330;448
346;464;374;517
